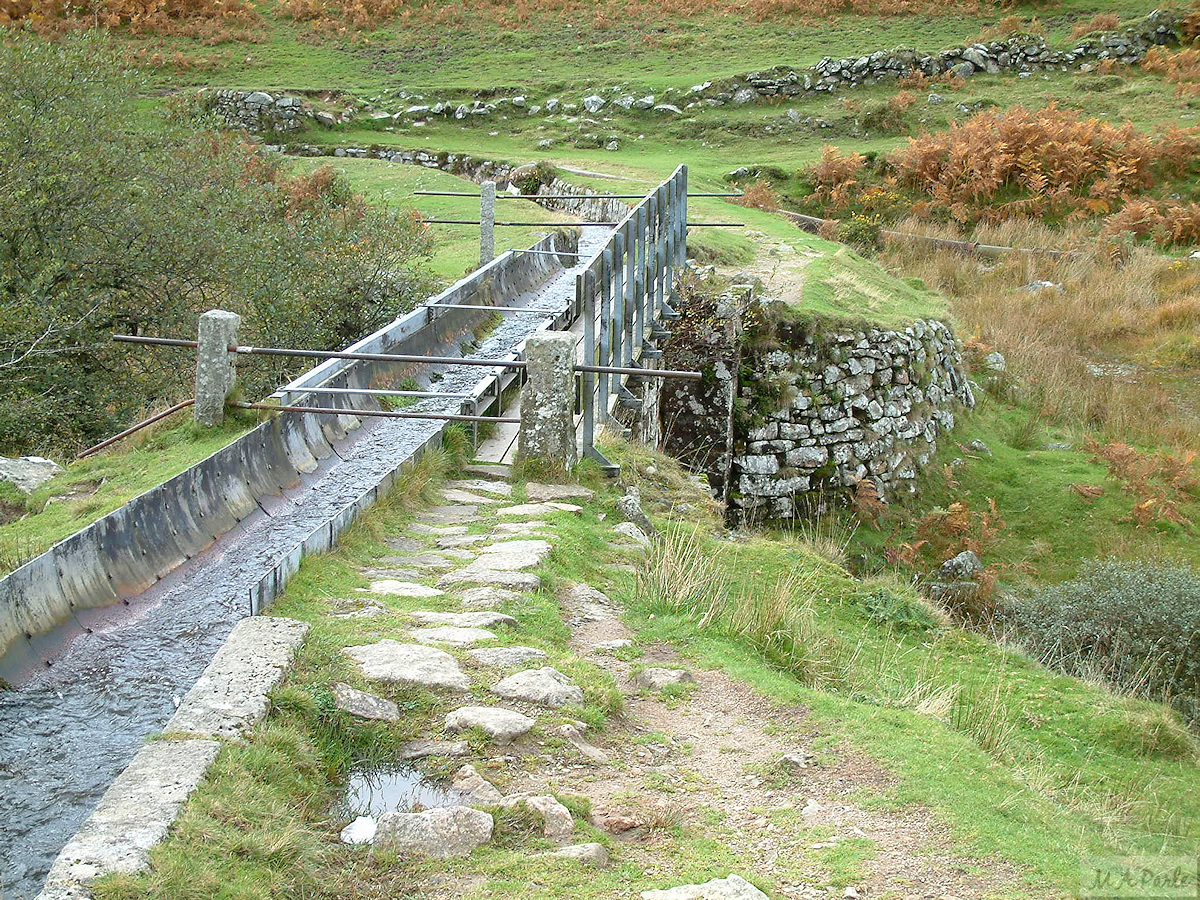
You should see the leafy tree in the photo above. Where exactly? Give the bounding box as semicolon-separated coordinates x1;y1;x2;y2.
0;34;432;454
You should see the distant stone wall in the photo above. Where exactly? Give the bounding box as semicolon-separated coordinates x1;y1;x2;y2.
696;9;1179;105
205;90;324;134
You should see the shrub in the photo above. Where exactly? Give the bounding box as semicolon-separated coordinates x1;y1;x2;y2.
837;212;884;250
734;179;779;212
1010;560;1200;723
1071;12;1118;39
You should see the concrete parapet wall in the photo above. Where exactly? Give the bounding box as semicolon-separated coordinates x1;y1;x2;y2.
0;230;579;683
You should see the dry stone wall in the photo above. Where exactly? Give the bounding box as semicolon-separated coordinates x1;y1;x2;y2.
661;291;973;523
204;90;322;133
730;318;973;520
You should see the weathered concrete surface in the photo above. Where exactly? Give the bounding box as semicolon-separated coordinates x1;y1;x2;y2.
194;309;241;427
166;617;309;740
518;331;578;469
38;739;221;899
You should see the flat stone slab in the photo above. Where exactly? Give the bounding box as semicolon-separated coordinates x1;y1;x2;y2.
400;739;469;760
469;646;547;667
362;580;444;598
167;617;309;740
411;610;517;629
419;505;480;525
441;488;501;505
463;463;512;479
391;552;468;570
641;874;770;900
343;640;470;692
409;523;469;536
472;539;553;571
526;483;595;502
363;565;425;581
562;583;614;623
561;723;610;763
445;706;535;743
446;479;513;497
413;626;497;646
39;739;221;896
492;520;551;535
374;806;494;858
334;683;400;722
385;536;424;553
633;668;695;691
438;569;542;591
459;585;525;608
491;667;584;708
437;534;490;549
498;502;583;517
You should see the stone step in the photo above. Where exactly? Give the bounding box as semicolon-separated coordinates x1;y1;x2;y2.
342;640;470;692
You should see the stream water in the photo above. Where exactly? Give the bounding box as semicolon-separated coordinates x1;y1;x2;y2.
0;233;603;899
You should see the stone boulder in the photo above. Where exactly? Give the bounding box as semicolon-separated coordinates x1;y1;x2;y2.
445;706;536;742
491;667;584;708
633;668;695;691
373;806;493;857
0;456;62;494
333;683;400;722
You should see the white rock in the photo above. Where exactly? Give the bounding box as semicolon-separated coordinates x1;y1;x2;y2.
445;706;536;742
340;815;377;845
593;639;632;651
441;488;501;505
614;522;652;547
582;94;607;112
342;640;470;692
413;626;496;647
493;520;551;535
333;683;400;722
445;479;512;497
0;456;62;494
374;806;493;857
469;646;548;666
363;581;444;598
491;667;584;708
641;874;770;900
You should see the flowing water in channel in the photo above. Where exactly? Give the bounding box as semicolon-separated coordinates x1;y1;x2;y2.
0;232;604;899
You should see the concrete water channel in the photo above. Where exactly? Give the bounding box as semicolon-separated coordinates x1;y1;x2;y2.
0;227;610;900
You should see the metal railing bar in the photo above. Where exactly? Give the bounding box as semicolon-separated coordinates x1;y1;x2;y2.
77;399;196;459
426;303;562;314
233;402;521;424
292;387;475;399
511;248;585;257
420;220;744;227
413;191;742;199
576;364;701;380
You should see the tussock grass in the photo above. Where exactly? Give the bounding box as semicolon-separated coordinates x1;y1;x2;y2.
878;219;1200;451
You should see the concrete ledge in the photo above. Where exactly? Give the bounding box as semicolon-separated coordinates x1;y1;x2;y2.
166;617;310;740
37;739;221;899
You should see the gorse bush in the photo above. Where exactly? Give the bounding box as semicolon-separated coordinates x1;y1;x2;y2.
0;34;432;455
1010;560;1200;722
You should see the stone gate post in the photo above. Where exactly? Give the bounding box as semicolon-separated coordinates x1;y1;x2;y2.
518;331;578;469
194;309;241;427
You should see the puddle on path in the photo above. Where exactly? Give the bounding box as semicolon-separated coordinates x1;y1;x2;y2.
340;765;466;818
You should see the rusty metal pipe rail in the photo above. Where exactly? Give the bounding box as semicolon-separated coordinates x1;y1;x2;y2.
233;402;520;424
414;191;743;199
421;220;744;227
113;335;702;379
76;399;196;459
